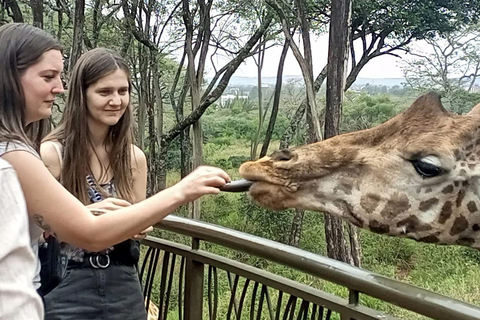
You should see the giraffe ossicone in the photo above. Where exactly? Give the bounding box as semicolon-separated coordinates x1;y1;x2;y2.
239;92;480;248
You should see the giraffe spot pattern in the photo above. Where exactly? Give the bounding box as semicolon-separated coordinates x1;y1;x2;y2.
468;164;476;170
467;201;478;213
425;188;432;193
396;215;432;233
442;185;454;194
360;193;381;213
439;201;452;224
472;223;480;231
450;216;469;236
369;220;390;234
418;235;439;243
379;193;411;219
456;189;466;207
418;198;438;212
456;237;475;246
334;183;353;195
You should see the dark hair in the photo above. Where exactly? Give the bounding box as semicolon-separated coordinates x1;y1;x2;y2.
0;23;63;148
44;48;135;204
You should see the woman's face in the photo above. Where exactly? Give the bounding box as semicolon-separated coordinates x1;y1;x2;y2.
85;68;130;128
20;49;64;124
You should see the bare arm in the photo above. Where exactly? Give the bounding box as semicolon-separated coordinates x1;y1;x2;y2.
2;150;229;252
131;145;147;203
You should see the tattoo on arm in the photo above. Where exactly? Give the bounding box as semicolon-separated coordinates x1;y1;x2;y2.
33;214;57;237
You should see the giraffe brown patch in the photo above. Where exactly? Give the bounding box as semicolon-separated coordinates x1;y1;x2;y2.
454;149;461;161
459;169;467;177
380;193;411;219
333;200;363;227
418;198;439;212
442;185;454;194
396;216;432;233
439;201;452;224
466;144;474;151
462;181;469;187
360;193;381;213
369;220;390;234
468;164;476;170
469;155;476;161
425;188;432;193
456;237;475;246
450;216;469;236
454;181;460;187
467;201;478;213
473;224;480;231
418;235;439;243
334;183;353;195
456;189;466;207
461;163;466;167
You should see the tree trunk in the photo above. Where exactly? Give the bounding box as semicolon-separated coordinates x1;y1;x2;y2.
69;0;85;71
260;36;290;158
289;210;304;247
136;44;147;150
251;41;265;160
325;0;361;266
30;0;43;28
3;0;24;22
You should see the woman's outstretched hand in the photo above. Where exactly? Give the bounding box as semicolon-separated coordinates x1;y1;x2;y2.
172;165;230;203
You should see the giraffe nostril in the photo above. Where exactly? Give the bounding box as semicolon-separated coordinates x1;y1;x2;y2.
271;149;294;161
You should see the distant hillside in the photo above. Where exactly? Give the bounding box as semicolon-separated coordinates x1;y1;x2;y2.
224;75;406;87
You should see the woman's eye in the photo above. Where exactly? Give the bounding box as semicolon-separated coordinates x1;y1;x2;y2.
411;159;443;178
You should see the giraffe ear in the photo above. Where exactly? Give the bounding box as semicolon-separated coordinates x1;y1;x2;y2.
467;102;480;116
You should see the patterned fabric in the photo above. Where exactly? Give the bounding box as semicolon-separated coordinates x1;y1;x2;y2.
0;141;43;289
0;158;43;319
60;176;117;262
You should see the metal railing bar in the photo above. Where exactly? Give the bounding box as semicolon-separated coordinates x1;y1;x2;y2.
208;266;214;320
158;251;170;318
257;284;266;320
237;278;250;319
156;216;480;320
250;281;260;320
163;253;176;319
276;291;284;320
226;272;240;320
264;285;275;320
142;237;396;320
178;256;185;320
144;248;160;312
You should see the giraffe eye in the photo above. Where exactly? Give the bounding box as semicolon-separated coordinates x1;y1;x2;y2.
411;159;443;178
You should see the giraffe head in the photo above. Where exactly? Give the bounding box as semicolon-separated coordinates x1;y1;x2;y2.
239;92;480;248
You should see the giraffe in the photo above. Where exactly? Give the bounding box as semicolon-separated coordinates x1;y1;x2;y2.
237;92;480;249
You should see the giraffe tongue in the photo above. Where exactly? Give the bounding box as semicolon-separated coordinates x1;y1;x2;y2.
219;179;254;192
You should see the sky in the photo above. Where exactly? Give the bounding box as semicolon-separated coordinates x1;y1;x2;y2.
215;34;408;79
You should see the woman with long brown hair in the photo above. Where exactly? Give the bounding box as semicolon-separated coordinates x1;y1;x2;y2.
41;48;149;319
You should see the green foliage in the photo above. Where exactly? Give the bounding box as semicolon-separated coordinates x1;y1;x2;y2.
341;93;400;132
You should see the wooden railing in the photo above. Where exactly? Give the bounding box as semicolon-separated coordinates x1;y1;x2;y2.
140;215;480;320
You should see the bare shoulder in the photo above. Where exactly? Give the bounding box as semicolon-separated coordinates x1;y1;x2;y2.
40;140;62;179
131;145;147;171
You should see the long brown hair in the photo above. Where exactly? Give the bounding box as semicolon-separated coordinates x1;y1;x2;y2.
0;23;62;149
44;48;135;204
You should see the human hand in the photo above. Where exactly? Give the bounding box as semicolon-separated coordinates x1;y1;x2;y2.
87;197;132;216
132;226;154;240
173;165;230;203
